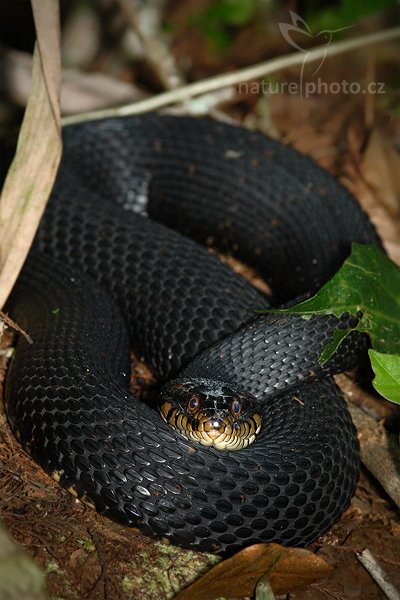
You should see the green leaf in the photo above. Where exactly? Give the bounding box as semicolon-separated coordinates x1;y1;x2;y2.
191;0;262;51
305;0;397;31
339;0;397;26
279;244;400;356
369;350;400;404
265;244;400;401
205;0;261;26
319;328;351;364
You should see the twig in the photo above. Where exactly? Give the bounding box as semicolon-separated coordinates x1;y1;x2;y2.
115;0;183;90
0;311;32;344
346;399;400;508
335;373;395;421
356;549;400;600
364;47;376;129
88;528;110;600
312;583;343;599
62;26;400;126
2;46;145;114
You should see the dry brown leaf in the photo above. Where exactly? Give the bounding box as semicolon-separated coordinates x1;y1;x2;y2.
341;125;400;266
3;47;145;115
0;522;47;600
359;128;400;265
338;372;400;510
361;128;400;218
174;543;332;600
0;0;61;309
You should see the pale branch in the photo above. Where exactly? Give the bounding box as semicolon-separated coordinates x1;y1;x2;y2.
346;402;400;509
356;549;400;600
0;311;32;344
62;27;400;127
114;0;184;91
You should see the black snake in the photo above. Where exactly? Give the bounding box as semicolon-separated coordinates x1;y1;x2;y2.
4;114;380;554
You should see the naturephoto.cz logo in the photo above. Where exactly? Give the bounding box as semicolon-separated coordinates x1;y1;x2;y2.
239;11;386;98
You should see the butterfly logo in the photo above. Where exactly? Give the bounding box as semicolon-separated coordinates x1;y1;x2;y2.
279;11;353;96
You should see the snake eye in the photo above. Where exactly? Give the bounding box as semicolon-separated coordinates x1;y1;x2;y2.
231;399;241;416
188;396;200;412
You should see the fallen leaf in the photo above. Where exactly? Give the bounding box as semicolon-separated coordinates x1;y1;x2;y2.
68;548;89;570
361;128;400;218
174;543;332;600
360;128;400;266
342;126;400;266
0;522;46;600
3;47;145;115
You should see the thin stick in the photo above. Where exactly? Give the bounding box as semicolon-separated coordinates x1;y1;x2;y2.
345;397;400;508
114;0;183;91
364;47;376;129
62;27;400;127
357;549;400;600
0;310;32;344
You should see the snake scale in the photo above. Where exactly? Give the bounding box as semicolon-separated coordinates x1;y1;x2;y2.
4;114;380;554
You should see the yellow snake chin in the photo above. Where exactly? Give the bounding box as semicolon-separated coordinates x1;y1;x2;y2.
159;403;262;452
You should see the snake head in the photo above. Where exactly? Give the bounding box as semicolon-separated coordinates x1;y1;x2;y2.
159;378;262;451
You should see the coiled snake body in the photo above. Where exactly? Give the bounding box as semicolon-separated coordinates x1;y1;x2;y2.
5;115;379;554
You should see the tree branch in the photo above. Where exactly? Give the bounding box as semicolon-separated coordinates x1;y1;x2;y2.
62;27;400;126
